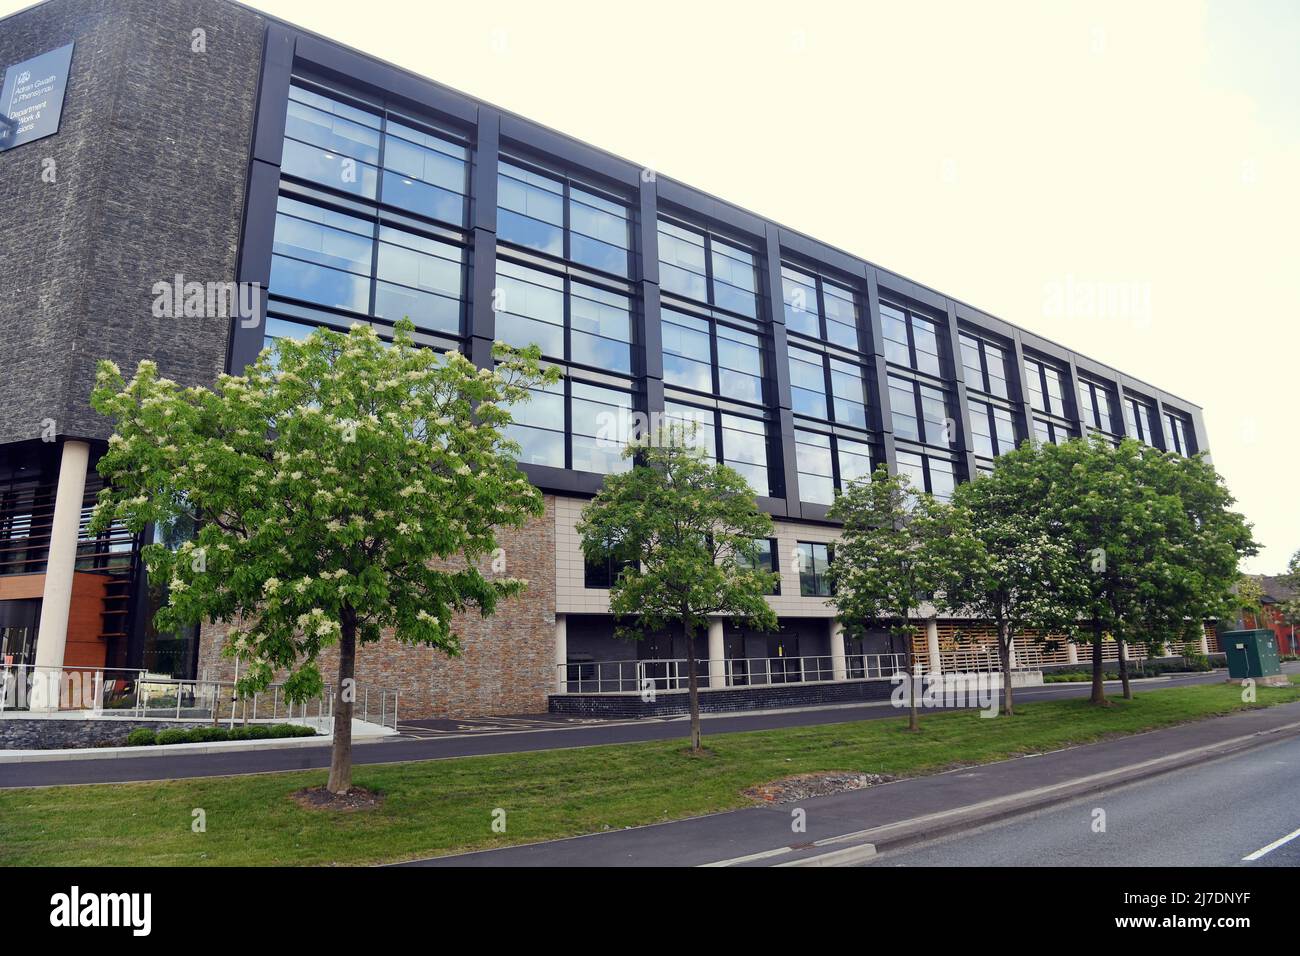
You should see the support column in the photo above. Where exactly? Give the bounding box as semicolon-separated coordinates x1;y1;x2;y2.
926;618;942;676
32;440;91;711
829;619;847;681
553;613;567;693
1067;642;1079;665
1198;633;1210;656
707;617;725;689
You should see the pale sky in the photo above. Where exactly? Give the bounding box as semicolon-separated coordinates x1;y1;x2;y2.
6;0;1297;571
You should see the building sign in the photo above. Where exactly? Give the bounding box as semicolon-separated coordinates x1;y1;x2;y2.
0;42;74;152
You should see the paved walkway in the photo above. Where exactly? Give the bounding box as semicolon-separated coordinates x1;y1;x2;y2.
404;698;1300;867
0;668;1277;788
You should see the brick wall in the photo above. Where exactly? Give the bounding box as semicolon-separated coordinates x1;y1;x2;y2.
197;496;558;719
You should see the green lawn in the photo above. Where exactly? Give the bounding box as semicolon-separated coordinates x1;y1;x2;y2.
2;678;1298;867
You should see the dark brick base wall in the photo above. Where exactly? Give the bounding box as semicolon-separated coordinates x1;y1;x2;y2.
548;679;896;718
0;718;213;750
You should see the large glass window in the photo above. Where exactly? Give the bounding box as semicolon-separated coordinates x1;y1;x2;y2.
493;262;632;371
381;119;468;226
497;161;564;257
736;538;780;595
795;430;835;505
829;358;869;430
570;282;633;374
660;402;770;496
571;382;634;474
504;380;565;468
570;187;631;276
896;450;956;502
794;430;875;505
1078;379;1118;434
889;375;952;448
781;266;861;351
1024;356;1071;418
269;196;372;313
969;400;1018;458
1124;396;1160;446
1164;412;1192;456
788;346;828;419
662;308;764;405
959;331;1010;399
497;162;632;277
881;303;943;376
373;226;463;334
661;309;713;392
495;260;565;358
796;542;833;597
282;85;381;199
720;412;770;496
716;324;764;403
658;218;757;318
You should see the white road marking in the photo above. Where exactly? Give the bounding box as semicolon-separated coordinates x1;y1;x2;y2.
1242;825;1300;862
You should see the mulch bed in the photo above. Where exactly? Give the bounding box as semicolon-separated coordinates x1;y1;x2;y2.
290;786;384;812
743;771;894;805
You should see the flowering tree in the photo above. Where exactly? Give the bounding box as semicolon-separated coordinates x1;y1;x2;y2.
827;466;961;732
89;319;557;794
937;451;1082;716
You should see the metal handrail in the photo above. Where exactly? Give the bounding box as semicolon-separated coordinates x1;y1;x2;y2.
555;652;910;694
0;664;398;729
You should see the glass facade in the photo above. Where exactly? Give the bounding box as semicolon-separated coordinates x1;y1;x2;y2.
251;69;1203;533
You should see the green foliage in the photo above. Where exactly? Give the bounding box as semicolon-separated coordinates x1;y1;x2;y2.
88;317;555;722
577;427;779;748
939;457;1084;652
984;436;1256;653
826;465;958;642
155;729;189;746
246;725;271;740
577;428;779;643
125;728;156;747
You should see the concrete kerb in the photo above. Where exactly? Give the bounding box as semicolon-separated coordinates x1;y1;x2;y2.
771;718;1300;867
0;720;397;764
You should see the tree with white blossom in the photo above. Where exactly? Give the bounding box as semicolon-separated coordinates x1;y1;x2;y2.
89;319;558;795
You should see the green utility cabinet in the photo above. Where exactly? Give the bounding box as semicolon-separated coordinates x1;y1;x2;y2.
1221;628;1281;679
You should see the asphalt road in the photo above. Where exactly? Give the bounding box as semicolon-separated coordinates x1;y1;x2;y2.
863;732;1300;867
0;668;1277;788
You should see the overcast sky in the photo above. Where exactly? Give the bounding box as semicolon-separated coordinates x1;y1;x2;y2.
6;0;1296;572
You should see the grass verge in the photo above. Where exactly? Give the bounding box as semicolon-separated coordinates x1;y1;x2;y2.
2;678;1297;866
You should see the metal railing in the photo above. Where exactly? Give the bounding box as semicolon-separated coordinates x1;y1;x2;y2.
0;664;398;731
556;653;908;694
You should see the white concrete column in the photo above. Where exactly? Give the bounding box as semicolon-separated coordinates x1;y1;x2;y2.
707;617;725;689
926;619;941;676
1198;633;1210;656
553;613;567;693
829;619;847;681
1067;642;1080;665
1008;636;1017;669
32;440;91;711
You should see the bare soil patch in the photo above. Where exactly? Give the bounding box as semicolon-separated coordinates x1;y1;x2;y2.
291;786;384;812
744;771;894;804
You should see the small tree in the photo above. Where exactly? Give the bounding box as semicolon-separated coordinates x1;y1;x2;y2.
938;452;1081;716
1235;575;1268;630
576;427;778;752
89;320;556;794
827;465;958;731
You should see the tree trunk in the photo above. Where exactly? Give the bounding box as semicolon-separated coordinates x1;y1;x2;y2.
1089;619;1106;705
326;608;357;794
685;623;701;752
906;627;920;732
999;622;1014;717
1117;639;1133;700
